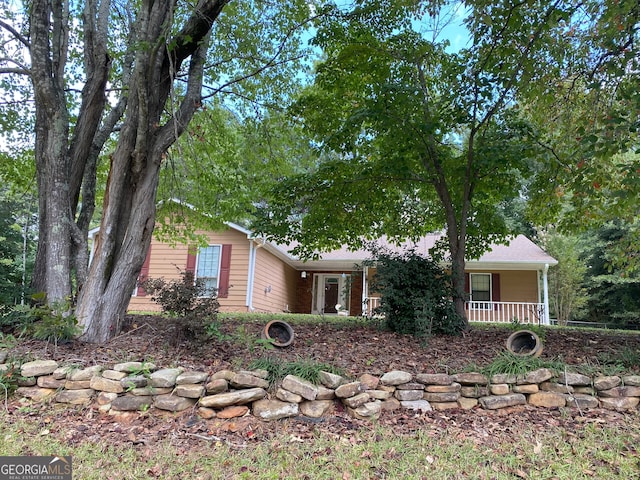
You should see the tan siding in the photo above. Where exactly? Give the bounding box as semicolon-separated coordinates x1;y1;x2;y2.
128;228;252;313
251;248;297;313
496;270;539;303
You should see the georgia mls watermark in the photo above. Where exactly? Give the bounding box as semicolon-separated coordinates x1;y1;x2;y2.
0;456;72;480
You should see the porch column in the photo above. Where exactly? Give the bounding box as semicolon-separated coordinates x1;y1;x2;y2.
362;265;369;316
542;263;550;325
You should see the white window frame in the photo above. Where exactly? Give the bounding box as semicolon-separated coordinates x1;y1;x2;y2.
469;273;492;310
196;244;222;297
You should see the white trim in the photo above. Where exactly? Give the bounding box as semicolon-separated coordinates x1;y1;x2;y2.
195;244;222;296
311;273;351;315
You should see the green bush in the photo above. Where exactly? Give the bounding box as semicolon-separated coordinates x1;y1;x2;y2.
248;356;344;387
29;298;80;343
142;271;219;343
364;247;464;339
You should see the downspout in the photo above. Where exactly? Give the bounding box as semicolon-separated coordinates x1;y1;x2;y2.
245;239;257;311
542;263;550;325
361;265;369;316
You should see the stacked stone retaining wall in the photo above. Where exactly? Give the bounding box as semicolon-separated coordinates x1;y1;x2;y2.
10;360;640;421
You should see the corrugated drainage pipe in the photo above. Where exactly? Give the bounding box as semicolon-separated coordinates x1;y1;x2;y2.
506;329;543;357
262;320;295;347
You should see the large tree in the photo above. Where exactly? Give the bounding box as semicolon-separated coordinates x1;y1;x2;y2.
0;0;314;342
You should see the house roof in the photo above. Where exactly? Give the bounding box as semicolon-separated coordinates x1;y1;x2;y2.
274;234;557;272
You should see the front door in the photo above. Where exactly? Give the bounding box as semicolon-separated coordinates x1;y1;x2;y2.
312;274;350;314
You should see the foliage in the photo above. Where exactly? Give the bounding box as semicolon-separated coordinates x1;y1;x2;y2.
482;350;565;379
28;298;80;343
142;271;219;344
597;346;640;373
581;222;640;328
248;356;344;387
0;196;28;306
539;230;589;325
365;247;464;339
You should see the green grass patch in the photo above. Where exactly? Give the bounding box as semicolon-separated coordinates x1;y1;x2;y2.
248;356;345;386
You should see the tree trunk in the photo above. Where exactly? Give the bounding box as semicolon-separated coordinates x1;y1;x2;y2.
76;0;226;343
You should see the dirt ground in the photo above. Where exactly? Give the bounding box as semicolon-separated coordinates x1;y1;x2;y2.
5;315;640;450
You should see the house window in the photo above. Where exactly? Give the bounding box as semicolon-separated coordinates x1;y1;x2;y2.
470;273;491;308
197;245;221;296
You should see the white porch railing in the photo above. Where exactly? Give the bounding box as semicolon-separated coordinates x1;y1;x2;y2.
364;298;547;325
465;301;546;325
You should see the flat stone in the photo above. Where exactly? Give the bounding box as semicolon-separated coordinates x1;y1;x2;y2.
36;375;66;389
210;370;235;381
21;360;58;378
198;407;216;419
176;371;209;385
479;393;526;410
252;399;298;421
381;370;412;386
343;392;370;409
276;388;302;403
174;384;205;399
335;382;364;399
15;386;57;402
457;397;479;410
217;405;249;419
96;392;119;406
518;368;555;385
238;369;269;380
131;387;172;396
300;400;334;418
348;401;381;420
423;392;460;403
52;367;70;380
598;386;640;398
281;375;318;401
17;377;36;387
566;394;599;409
425;383;460;393
64;380;92;390
400;400;432;412
68;365;103;381
394;390;423;401
574;386;596;395
319;371;345;389
557;372;591;386
622;375;640;387
111;395;153;411
599;396;640;411
154;394;196;412
528;392;567;408
316;385;335;400
199;387;267;408
513;384;539;394
230;372;270;389
55;389;94;405
431;402;459;411
491;374;517;384
416;373;453;385
396;382;425;391
358;374;380;390
121;375;148;390
102;370;128;381
460;386;489;398
380;398;401;411
593;376;621;391
368;389;392;400
205;378;228;394
490;384;510;395
540;382;573;394
90;376;124;393
150;368;184;388
453;373;488;385
112;362;156;373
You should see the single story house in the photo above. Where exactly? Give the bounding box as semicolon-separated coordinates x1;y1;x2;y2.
90;223;558;325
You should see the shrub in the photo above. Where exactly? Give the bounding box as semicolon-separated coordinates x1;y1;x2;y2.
248;356;344;387
364;247;464;339
142;271;219;344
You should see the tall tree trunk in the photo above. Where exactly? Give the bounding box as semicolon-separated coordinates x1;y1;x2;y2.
76;0;226;343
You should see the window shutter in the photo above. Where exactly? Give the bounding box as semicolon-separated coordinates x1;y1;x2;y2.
492;273;501;310
186;245;197;275
218;244;232;298
137;245;152;296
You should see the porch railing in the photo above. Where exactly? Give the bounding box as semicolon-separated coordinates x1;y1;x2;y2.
364;297;546;325
465;301;546;325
